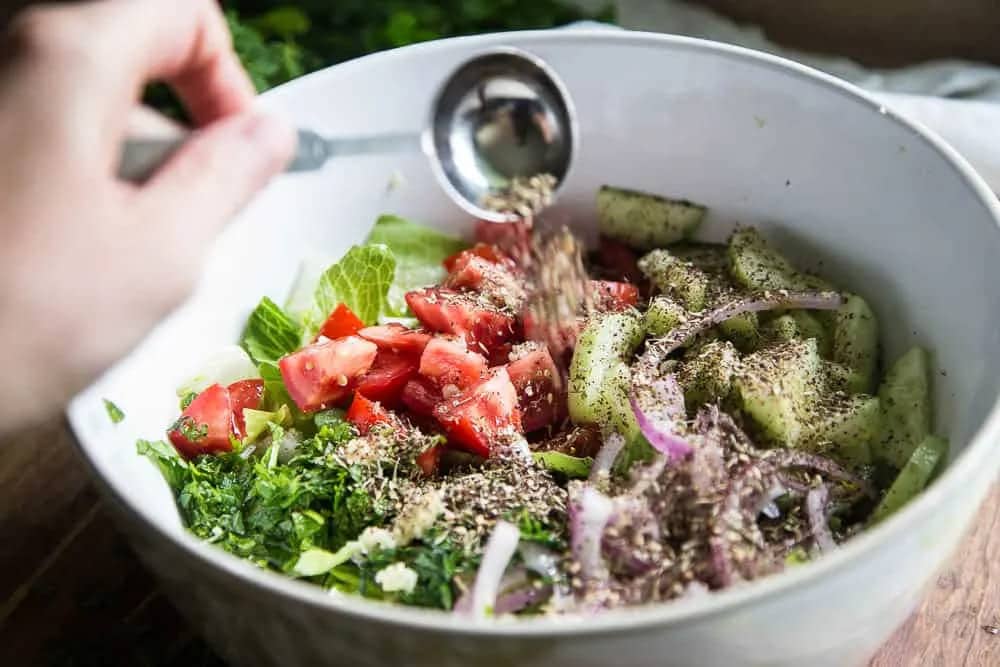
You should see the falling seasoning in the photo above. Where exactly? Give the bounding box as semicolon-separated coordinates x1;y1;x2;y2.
481;173;557;219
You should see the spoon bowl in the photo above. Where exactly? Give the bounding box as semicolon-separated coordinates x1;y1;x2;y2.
426;47;577;221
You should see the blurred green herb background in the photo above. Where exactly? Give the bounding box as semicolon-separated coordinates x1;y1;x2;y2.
147;1;614;117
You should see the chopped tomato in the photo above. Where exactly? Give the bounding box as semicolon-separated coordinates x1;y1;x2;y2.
487;342;514;367
521;311;585;357
443;255;527;309
597;237;644;284
278;336;378;412
405;287;518;351
400;377;442;418
318;303;365;341
442;243;512;272
346;393;394;435
506;343;565;433
474;219;532;262
358;324;431;356
419;336;487;389
356;348;419;406
415;444;444;477
434;367;522;457
227;379;264;437
168;384;234;459
590;280;640;311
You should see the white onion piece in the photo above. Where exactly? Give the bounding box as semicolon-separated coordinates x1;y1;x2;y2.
589;432;626;484
756;480;787;519
467;521;520;618
639;290;843;364
519;542;572;611
176;344;260;396
806;485;836;553
569;483;615;580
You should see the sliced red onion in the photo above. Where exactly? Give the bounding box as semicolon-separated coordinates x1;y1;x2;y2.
494;582;552;615
466;520;520;618
569;482;615;580
589;432;626;484
629;393;693;461
709;535;734;589
806;485;836;553
762;449;875;498
639;290;843;365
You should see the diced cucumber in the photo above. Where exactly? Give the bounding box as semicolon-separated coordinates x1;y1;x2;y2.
678;340;739;409
822;361;866;396
800;394;880;467
869;434;948;524
727;228;831;292
718;311;760;352
638;249;709;312
760;314;800;344
671;243;729;274
832;295;878;393
644;296;688;337
597;185;706;249
601;360;641;440
734;339;822;445
876;346;932;469
790;310;833;358
568;312;644;425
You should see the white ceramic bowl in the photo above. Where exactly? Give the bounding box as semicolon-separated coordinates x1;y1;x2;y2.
68;30;1000;667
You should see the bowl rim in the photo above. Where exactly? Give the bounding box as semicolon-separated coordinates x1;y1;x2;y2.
71;27;1000;637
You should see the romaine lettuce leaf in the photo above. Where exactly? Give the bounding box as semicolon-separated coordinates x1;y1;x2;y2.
242;297;302;365
366;215;466;314
314;244;396;325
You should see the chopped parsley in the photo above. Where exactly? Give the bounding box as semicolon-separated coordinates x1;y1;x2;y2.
170;416;209;443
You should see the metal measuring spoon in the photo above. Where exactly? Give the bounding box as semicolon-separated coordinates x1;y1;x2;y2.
119;47;576;223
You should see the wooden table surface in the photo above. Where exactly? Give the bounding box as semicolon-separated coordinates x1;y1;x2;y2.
0;421;996;666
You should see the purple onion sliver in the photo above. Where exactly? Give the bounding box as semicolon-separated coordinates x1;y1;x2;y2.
639;290;844;362
494;583;553;616
630;394;693;461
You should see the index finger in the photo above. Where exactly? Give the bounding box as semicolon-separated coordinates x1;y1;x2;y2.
80;0;257;124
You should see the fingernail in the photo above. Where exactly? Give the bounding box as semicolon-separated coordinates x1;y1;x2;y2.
241;113;297;167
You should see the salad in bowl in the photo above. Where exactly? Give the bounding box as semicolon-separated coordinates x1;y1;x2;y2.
137;186;946;617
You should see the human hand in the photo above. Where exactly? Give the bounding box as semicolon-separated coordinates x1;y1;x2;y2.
0;0;295;433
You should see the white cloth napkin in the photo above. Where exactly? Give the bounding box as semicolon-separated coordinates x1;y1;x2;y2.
566;3;1000;194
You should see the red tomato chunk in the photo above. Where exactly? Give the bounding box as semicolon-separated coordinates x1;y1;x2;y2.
168;384;235;459
434;367;521;457
346;393;394;435
318;303;365;341
506;343;565;433
358;324;431;356
279;336;378;412
356;348;419;407
405;287;518;351
419;336;487;389
227;379;264;438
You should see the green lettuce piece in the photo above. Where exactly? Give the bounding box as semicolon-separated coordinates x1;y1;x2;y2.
103;399;125;424
243;405;293;445
315;244;396;325
242;297;302;365
136;439;189;489
532;451;593;479
366;215;466;314
293;543;360;577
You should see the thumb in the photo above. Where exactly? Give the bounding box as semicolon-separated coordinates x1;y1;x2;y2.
138;112;295;243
